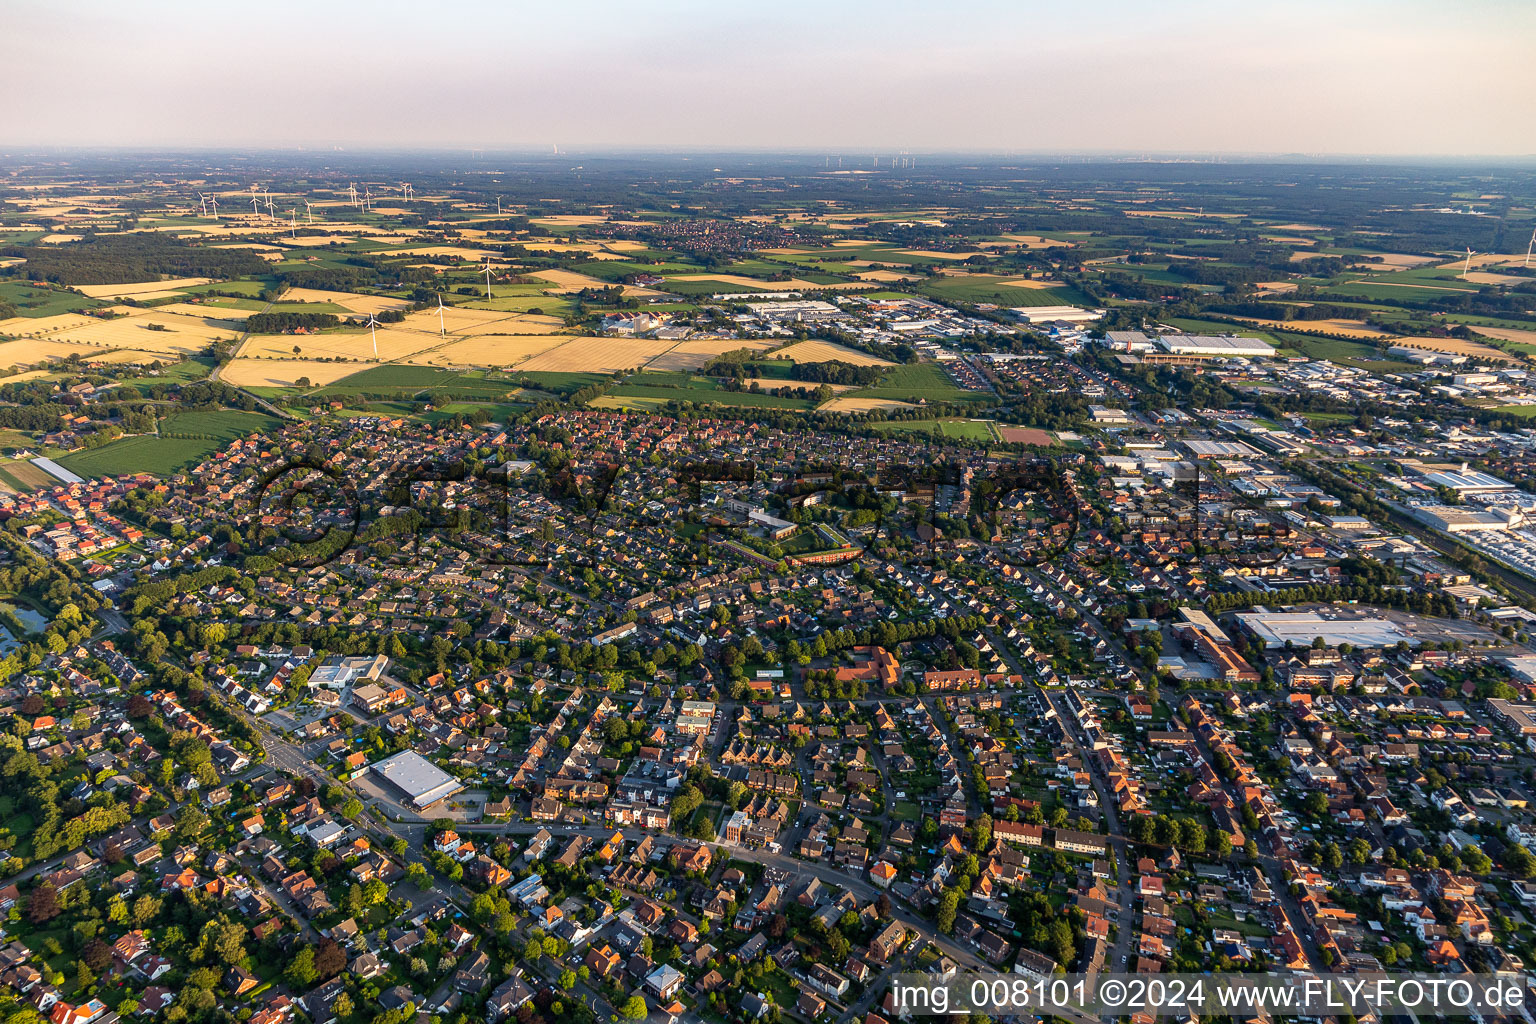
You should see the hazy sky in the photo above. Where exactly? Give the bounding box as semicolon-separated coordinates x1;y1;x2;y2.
6;0;1534;155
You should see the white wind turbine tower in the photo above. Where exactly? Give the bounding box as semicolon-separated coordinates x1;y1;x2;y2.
264;191;275;219
1463;246;1476;279
197;193;208;216
347;182;358;207
367;312;379;357
495;196;502;215
1526;227;1535;267
249;191;260;216
289;208;297;238
437;294;447;335
483;259;493;299
304;200;313;224
363;187;373;212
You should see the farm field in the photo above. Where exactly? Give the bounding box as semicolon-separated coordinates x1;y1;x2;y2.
517;335;677;374
1388;336;1523;364
56;410;283;478
220;358;375;388
870;418;999;440
278;287;416;314
1230;316;1393;339
0;283;104;318
918;275;1091;306
852;362;980;403
818;396;915;413
74;277;213;299
771;340;892;366
601;383;813;410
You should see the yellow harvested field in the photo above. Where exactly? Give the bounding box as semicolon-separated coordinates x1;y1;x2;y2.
1233;317;1391;339
1259;235;1319;246
1458;271;1529;286
39;233;84;244
1269;223;1325;231
0;338;108;366
856;270;915;283
220;359;392;388
0;313;98;337
772;340;892;366
642;337;776;372
530;215;608;226
518;336;676;374
1256;282;1299;294
377;244;501;260
830;239;882;247
1436;252;1532;269
0;309;238;359
155;302;253;320
999;278;1058;290
407;335;570;368
278;288;416;314
1463;325;1536;347
1125;210;1241;219
1357;253;1438;269
846;258;914;268
528;269;665;297
667;274;867;291
740;378;852;394
820;396;916;413
1000;234;1070;248
0;369;60;383
1391;336;1521;363
897;250;990;261
75;277;212;299
240;308;561;362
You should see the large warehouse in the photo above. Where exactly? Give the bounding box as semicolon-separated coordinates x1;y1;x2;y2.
1235;611;1418;649
370;750;465;809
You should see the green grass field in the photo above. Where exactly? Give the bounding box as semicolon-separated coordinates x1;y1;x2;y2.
58;409;284;478
115;356;216;391
0;282;104;318
160;409;284;441
870;418;998;440
852;362;983;403
917;276;1092;307
604;384;813;409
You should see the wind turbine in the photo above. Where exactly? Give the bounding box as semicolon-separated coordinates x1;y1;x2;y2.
437;294;447;335
483;259;493;299
367;313;379;357
249;191;260;216
1462;246;1475;279
495;195;502;215
363;187;373;212
347;182;358;207
289;208;297;239
304;200;313;224
265;192;275;220
197;192;208;217
1526;227;1535;268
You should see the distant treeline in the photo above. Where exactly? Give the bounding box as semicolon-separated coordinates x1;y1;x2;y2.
245;312;340;333
0;234;267;286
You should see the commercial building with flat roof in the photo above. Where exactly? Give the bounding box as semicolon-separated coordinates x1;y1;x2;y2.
370;750;465;809
1234;611;1418;650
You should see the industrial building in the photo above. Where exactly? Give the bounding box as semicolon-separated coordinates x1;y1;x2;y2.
370;750;465;809
1234;611;1418;649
